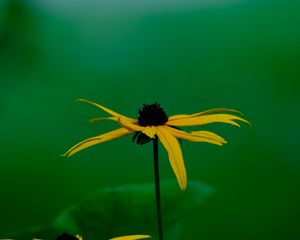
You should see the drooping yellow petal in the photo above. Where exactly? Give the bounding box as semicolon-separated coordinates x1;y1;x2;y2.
109;235;151;240
191;130;227;144
168;108;242;120
118;117;144;132
63;127;131;157
167;113;249;127
77;98;137;122
156;126;187;191
142;126;156;139
165;126;226;146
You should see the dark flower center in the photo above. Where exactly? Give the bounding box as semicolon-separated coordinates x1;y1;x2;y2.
56;233;80;240
138;103;168;126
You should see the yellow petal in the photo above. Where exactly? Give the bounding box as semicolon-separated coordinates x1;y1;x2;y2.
156;126;187;191
109;235;151;240
142;126;156;139
167;114;249;127
63;128;131;157
169;108;242;120
165;126;226;146
89;117;117;123
118;117;144;132
77;98;136;122
191;130;227;144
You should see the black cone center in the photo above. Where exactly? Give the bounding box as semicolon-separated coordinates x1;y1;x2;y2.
138;103;168;126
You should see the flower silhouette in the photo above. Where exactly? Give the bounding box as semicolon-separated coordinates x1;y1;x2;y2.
63;99;249;190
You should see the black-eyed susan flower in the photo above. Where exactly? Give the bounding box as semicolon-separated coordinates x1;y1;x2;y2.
55;233;151;240
110;235;151;240
63;99;249;191
16;234;151;240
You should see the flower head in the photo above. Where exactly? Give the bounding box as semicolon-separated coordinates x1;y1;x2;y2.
138;103;168;126
55;233;150;240
110;235;151;240
63;99;249;191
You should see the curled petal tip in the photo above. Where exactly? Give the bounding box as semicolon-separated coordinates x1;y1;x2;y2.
239;118;251;127
89;118;99;124
75;98;92;104
89;117;117;124
231;109;244;115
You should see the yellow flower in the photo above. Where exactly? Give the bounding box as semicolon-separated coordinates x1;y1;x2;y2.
56;233;151;240
11;234;152;240
0;235;151;240
109;235;151;240
63;99;249;191
74;235;151;240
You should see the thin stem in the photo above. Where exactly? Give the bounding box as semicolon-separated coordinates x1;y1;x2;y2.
153;137;163;240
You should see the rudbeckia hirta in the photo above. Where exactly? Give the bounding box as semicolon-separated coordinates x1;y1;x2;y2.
63;99;249;191
56;233;151;240
110;235;151;240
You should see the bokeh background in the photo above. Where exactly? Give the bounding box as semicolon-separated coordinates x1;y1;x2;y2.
1;0;300;239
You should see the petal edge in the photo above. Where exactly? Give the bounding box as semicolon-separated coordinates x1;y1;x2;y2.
156;126;187;191
63;127;131;157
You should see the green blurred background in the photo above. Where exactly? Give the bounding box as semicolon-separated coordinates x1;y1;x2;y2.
1;0;300;239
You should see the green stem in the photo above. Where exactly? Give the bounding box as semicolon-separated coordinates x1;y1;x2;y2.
153;137;163;240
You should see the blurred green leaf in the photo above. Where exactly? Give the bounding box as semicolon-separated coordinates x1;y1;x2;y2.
10;180;213;240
